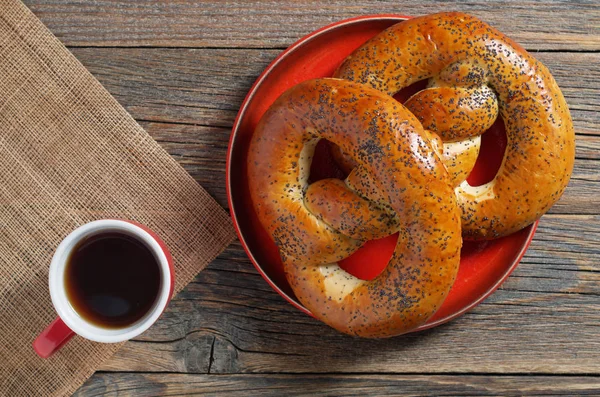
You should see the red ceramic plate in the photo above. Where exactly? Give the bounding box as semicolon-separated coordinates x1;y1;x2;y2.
226;15;538;332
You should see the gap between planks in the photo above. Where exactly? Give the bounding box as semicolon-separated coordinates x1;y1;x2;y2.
65;46;600;53
92;370;600;377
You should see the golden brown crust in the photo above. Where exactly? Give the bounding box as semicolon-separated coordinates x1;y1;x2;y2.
332;125;481;188
404;86;498;141
334;12;575;239
305;178;398;241
248;79;461;337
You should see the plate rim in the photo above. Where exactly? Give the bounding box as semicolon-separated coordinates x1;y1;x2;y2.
226;14;539;332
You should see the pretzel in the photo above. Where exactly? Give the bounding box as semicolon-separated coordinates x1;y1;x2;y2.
334;12;575;239
248;79;462;337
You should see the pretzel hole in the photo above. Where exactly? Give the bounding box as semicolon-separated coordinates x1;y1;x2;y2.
393;79;429;104
308;139;348;184
338;233;398;280
466;117;507;186
307;140;396;281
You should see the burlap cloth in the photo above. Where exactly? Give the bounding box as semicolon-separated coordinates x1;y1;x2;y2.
0;1;237;395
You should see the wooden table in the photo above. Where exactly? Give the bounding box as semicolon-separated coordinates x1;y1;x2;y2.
24;1;599;395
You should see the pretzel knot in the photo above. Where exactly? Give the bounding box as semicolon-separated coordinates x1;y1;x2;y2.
334;12;575;239
248;79;462;337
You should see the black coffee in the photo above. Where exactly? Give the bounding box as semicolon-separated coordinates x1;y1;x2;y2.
65;232;161;329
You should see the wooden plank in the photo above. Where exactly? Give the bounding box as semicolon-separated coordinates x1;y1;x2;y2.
71;48;272;127
140;120;600;213
142;117;600;216
141;122;230;208
551;161;600;215
74;373;600;396
143;119;595;214
69;49;599;128
98;215;600;375
65;49;599;213
25;1;600;50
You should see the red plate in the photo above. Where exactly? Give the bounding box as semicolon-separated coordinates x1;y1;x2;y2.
226;15;538;332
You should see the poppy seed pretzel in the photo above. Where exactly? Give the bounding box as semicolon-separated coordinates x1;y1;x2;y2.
248;79;462;337
335;12;575;239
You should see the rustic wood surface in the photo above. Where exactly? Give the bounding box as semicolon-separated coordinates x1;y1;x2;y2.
22;1;600;395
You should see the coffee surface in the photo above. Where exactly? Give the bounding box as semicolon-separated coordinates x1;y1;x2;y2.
65;232;161;329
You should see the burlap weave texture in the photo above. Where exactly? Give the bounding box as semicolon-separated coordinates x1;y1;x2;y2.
0;1;236;395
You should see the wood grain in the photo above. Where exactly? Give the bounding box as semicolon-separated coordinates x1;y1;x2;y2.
74;373;600;396
24;0;600;50
91;214;600;376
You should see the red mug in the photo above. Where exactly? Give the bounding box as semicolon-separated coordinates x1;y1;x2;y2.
33;220;174;358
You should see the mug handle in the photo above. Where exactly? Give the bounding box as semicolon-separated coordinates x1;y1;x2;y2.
33;317;75;358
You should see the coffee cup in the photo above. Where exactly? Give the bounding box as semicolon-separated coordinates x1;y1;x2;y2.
33;219;174;358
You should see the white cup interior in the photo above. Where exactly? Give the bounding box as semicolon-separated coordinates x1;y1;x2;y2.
49;220;171;343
